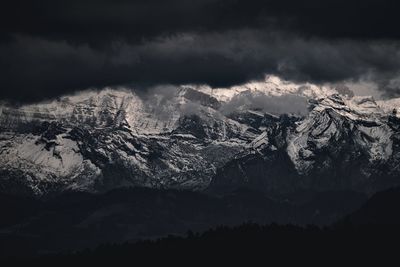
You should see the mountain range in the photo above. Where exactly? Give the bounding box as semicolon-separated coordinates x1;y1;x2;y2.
1;75;400;198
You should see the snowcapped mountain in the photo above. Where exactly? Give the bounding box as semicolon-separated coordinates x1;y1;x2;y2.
0;86;254;195
210;93;400;196
1;76;400;197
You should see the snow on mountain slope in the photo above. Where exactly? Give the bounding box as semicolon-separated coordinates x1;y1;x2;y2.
209;91;400;196
287;94;393;174
377;98;400;115
0;86;257;195
0;132;101;195
1;76;400;196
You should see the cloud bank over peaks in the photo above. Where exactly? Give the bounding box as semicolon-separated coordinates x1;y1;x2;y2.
1;31;400;103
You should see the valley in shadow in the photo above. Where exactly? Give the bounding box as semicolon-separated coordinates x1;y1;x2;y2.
0;186;367;258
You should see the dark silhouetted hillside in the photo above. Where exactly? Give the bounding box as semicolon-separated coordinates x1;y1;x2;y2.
0;187;366;258
347;187;400;224
9;223;400;266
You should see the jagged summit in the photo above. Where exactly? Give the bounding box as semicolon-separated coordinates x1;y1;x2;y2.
1;78;400;196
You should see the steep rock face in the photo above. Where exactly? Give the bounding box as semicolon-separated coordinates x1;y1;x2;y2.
0;88;255;196
209;94;400;196
1;76;400;197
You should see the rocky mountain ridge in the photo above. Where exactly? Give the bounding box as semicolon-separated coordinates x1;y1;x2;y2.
0;76;399;196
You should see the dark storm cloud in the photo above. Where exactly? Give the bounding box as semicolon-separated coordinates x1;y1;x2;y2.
1;0;400;102
2;31;400;103
3;0;400;42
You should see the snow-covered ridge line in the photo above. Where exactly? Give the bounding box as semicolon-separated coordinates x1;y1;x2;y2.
1;75;400;196
2;74;397;117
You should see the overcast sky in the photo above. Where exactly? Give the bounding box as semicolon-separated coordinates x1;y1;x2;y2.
1;0;400;103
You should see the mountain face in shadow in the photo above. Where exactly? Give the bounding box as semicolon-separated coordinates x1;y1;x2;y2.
0;187;366;258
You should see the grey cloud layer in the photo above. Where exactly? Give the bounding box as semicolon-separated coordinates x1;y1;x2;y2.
2;0;400;102
220;93;309;116
2;32;400;102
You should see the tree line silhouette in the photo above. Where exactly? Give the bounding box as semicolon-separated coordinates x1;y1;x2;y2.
5;222;399;266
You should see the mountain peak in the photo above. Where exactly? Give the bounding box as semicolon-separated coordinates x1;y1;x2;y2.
1;82;400;196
